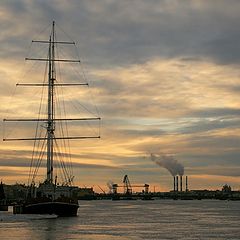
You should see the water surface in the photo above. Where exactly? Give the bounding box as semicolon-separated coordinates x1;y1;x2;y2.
0;199;240;239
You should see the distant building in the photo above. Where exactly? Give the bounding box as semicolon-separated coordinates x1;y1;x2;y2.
3;184;95;202
3;183;27;201
222;184;232;193
76;187;95;199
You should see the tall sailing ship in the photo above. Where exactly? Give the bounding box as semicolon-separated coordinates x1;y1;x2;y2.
3;21;100;216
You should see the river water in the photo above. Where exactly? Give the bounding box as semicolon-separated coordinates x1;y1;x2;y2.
0;199;240;240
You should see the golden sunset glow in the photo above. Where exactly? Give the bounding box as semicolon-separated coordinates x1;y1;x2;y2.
0;1;240;193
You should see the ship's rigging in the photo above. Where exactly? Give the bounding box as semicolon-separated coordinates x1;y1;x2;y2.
3;21;101;187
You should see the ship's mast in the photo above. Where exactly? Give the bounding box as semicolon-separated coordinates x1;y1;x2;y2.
3;21;101;185
47;21;56;183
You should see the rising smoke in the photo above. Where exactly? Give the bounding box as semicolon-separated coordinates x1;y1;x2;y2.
151;153;184;176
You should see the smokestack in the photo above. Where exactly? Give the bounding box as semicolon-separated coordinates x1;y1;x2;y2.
173;176;176;192
176;176;179;192
186;176;188;192
180;175;183;192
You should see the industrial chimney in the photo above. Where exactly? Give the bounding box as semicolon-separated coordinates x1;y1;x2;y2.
173;176;176;192
180;175;183;192
185;176;188;192
176;176;179;192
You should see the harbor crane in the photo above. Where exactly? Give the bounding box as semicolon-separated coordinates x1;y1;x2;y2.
123;175;132;195
108;175;149;195
123;175;149;194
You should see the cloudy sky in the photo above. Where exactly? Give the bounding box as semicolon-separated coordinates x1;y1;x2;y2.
1;0;240;192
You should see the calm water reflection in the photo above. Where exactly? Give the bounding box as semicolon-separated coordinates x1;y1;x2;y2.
0;200;240;239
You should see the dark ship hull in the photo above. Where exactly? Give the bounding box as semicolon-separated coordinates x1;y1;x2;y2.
14;201;79;216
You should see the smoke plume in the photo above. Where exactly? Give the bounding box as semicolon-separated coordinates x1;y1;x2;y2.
151;153;184;176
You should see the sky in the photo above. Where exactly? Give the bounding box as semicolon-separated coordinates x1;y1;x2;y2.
0;0;240;192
